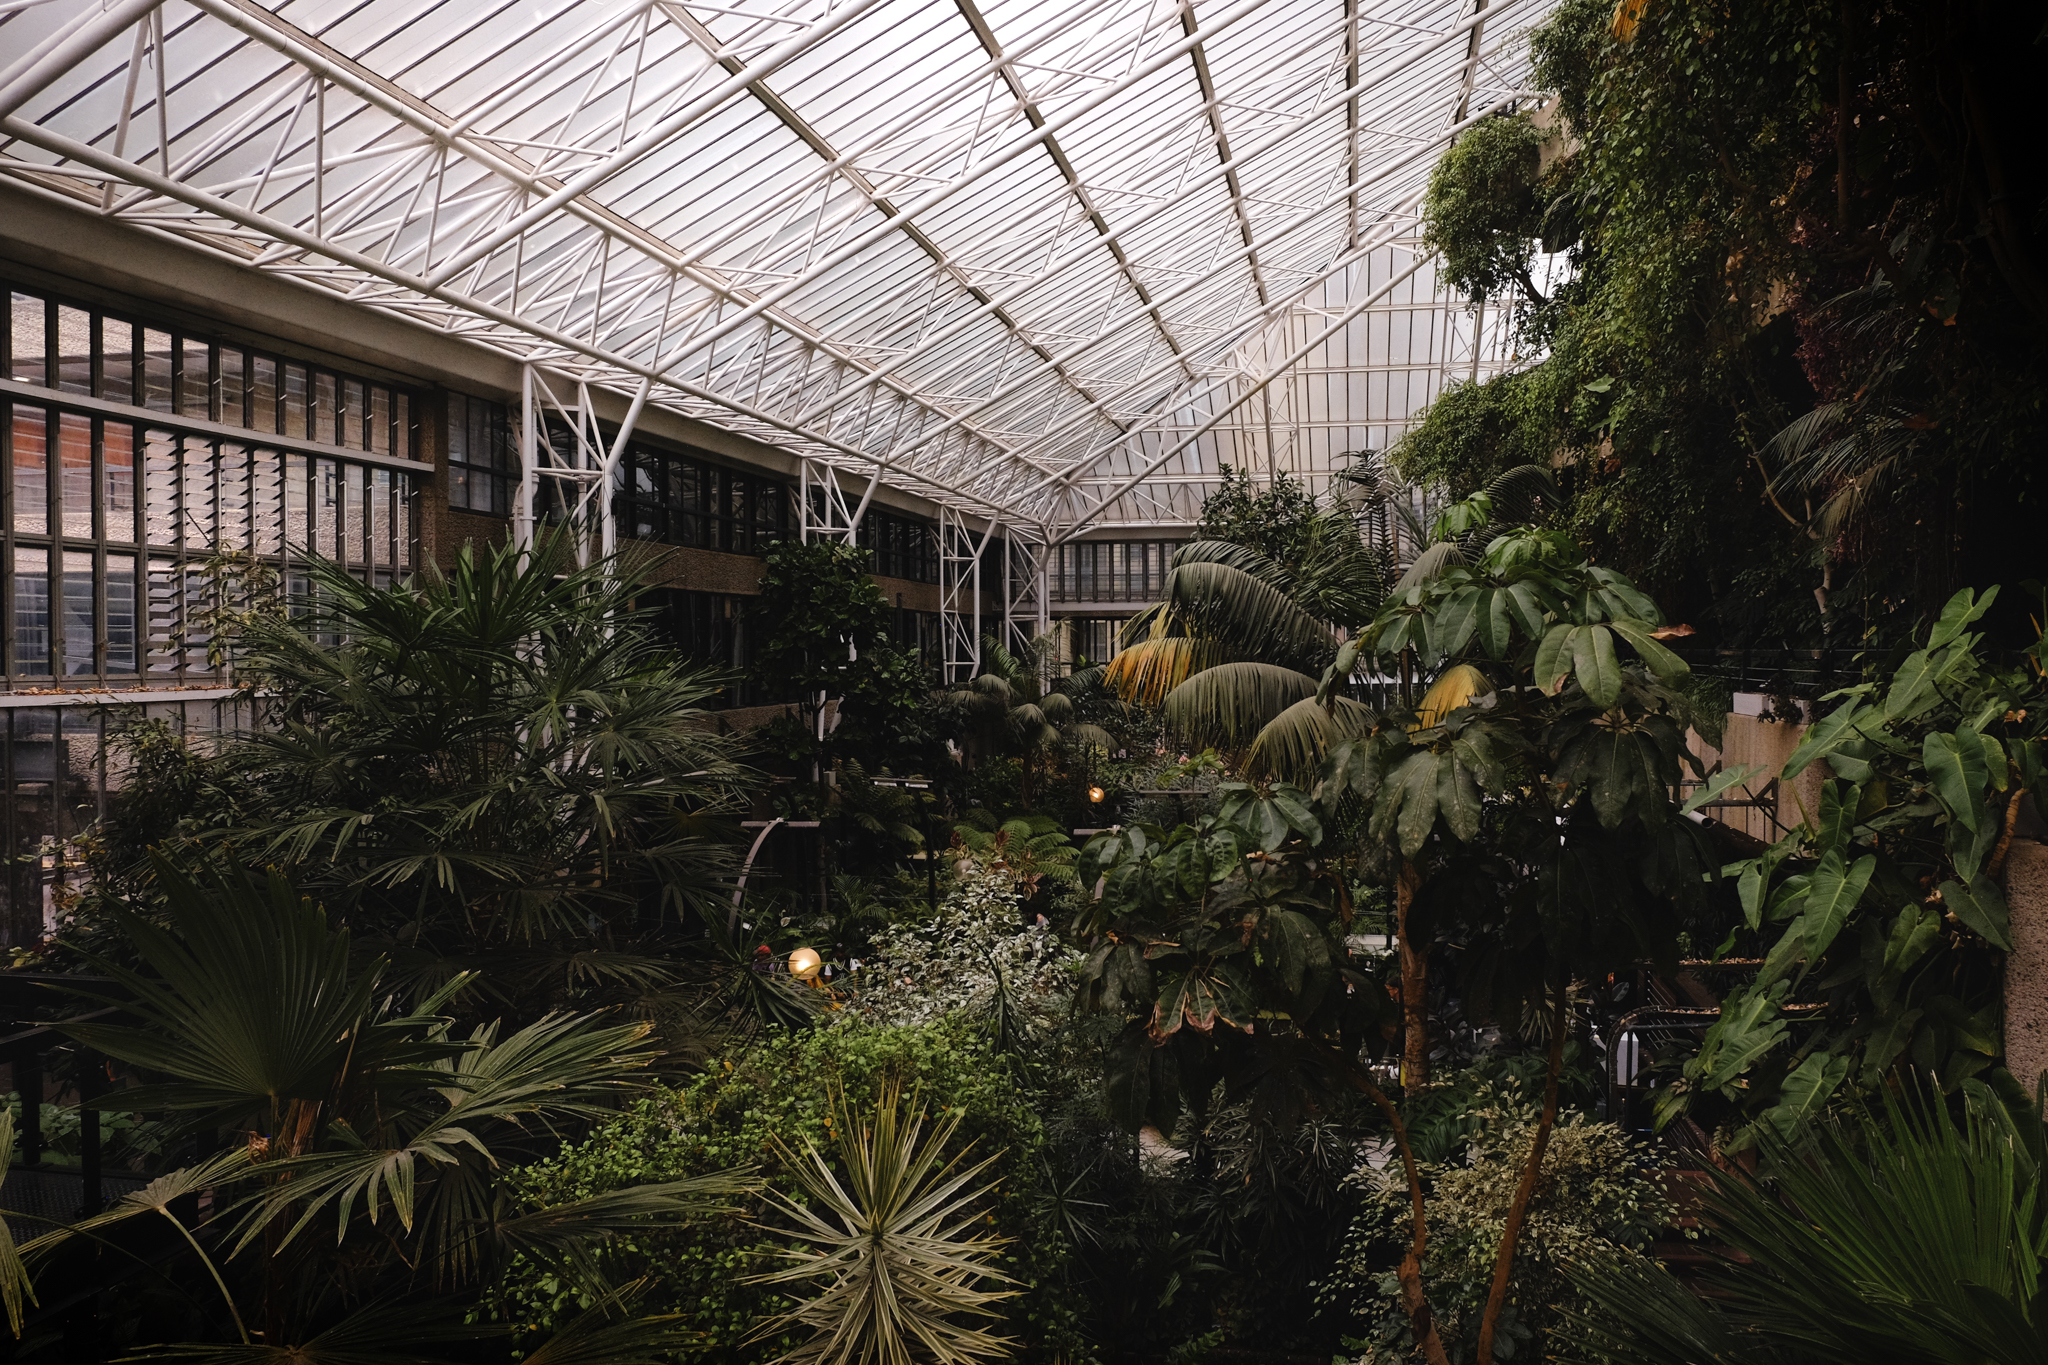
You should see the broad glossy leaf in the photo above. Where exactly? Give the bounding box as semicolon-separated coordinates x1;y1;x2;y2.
1862;1007;1925;1081
1268;787;1323;846
1783;698;1868;780
1608;617;1689;681
1940;879;2012;952
1690;982;1789;1091
1534;623;1576;694
1431;585;1480;657
1922;728;1989;830
1760;1051;1851;1144
1802;850;1876;960
1572;624;1623;708
1390;753;1440;859
1504;580;1550;640
1682;763;1765;817
1479;587;1513;658
1928;584;1997;650
1434;752;1483;843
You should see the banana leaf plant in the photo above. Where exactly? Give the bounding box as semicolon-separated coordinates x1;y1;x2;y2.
1663;585;2048;1146
16;857;753;1358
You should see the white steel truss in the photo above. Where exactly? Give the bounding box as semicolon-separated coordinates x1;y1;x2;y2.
518;364;650;564
798;458;860;543
1002;537;1052;660
0;0;1557;538
938;505;996;683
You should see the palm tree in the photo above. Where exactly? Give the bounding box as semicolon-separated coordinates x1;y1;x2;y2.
943;633;1116;804
1106;466;1556;782
78;532;756;1032
9;858;752;1354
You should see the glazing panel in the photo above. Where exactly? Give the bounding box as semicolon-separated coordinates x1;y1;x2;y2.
313;372;337;444
369;386;391;455
9;293;45;386
13;546;49;676
217;442;251;555
105;553;137;674
61;550;93;675
181;435;216;551
370;467;392;565
142;329;174;411
251;448;282;556
394;476;414;568
219;348;246;427
103;422;136;545
282;363;307;438
100;317;134;405
182;565;210;673
58;411;91;539
11;405;47;535
55;306;91;395
146;557;180;674
342;461;365;567
251;355;278;433
283;452;309;556
179;340;212;420
394;393;410;459
341;378;364;450
143;428;180;549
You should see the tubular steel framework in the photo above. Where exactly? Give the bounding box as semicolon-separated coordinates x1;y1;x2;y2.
0;0;1553;540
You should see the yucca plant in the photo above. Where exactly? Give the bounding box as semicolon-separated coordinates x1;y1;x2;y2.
748;1083;1018;1365
1559;1083;2048;1365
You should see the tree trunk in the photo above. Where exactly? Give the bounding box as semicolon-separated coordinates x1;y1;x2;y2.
1322;1043;1452;1365
1476;982;1569;1362
1398;860;1429;1089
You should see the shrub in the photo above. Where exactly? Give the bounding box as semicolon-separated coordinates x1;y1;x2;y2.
1322;1084;1675;1363
497;1018;1075;1359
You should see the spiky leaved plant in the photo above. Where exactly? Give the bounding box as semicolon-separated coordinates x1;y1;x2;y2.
749;1083;1018;1365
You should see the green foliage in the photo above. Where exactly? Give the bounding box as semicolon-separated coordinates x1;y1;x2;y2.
499;1019;1072;1361
1422;113;1547;305
1560;1087;2048;1365
32;860;746;1354
1663;588;2048;1145
1194;465;1322;566
61;537;752;1025
752;539;935;774
747;1082;1019;1365
1325;1084;1675;1364
1390;368;1564;500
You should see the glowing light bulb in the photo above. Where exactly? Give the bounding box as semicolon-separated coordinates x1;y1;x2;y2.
1088;785;1106;804
788;947;823;981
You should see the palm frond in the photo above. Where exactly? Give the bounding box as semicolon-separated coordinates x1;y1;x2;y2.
1160;663;1321;751
1242;696;1378;785
1392;541;1469;595
1103;635;1236;708
1154;562;1338;669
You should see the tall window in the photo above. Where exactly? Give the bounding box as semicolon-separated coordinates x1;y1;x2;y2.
445;392;515;516
6;287;417;459
857;508;939;583
1050;540;1180;603
622;445;789;554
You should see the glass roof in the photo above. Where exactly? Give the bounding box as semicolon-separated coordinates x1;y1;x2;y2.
0;0;1551;539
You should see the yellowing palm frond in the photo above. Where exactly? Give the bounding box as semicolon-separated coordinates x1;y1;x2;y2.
1103;636;1235;707
1415;663;1493;728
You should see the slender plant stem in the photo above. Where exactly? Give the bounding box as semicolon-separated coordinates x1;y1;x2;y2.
1317;1040;1451;1365
1476;980;1568;1361
158;1210;250;1344
1397;860;1430;1089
